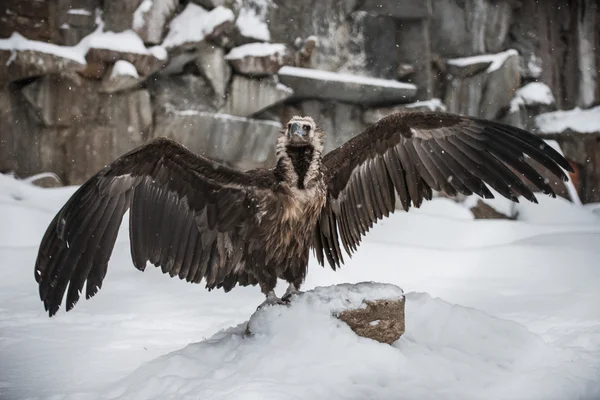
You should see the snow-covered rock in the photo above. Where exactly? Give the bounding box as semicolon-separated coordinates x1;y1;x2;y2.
278;66;417;106
132;0;179;45
99;60;143;93
225;43;292;76
233;0;273;44
223;75;293;117
0;33;86;83
162;4;234;51
196;43;231;108
444;49;520;119
535;106;600;136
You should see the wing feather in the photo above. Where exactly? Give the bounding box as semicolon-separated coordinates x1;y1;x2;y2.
316;111;573;270
35;137;271;316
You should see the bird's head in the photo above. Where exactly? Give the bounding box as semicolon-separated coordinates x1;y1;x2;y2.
280;116;323;151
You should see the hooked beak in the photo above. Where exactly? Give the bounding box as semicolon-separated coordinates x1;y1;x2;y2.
288;123;305;137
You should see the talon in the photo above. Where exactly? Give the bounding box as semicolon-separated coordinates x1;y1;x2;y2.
257;290;288;310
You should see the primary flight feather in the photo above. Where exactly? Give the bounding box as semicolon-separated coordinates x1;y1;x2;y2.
34;111;573;316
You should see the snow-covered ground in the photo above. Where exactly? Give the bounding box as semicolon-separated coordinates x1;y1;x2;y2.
1;174;600;400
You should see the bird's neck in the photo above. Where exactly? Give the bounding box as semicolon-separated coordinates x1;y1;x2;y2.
276;144;322;189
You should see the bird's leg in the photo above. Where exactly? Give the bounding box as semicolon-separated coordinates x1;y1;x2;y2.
257;280;287;309
282;281;303;302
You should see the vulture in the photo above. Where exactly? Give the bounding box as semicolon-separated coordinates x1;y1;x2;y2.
35;111;573;316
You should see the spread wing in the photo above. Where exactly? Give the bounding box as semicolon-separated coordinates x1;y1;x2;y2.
35;137;274;316
314;111;573;269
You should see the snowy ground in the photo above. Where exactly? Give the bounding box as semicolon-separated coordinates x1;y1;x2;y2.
1;174;600;400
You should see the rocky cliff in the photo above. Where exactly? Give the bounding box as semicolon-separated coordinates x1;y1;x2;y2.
1;0;598;201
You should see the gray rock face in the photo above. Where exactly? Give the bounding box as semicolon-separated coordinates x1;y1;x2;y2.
279;67;417;106
444;50;520;119
430;0;512;58
196;43;232;108
133;0;179;45
223;75;293;117
149;73;219;116
153;111;281;169
103;0;143;33
225;43;292;77
356;0;431;19
85;44;166;78
56;0;99;46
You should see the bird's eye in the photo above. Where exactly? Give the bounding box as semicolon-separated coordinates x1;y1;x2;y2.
303;125;311;132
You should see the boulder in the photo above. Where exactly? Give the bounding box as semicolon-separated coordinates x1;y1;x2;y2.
336;298;406;345
468;199;514;220
502;82;556;131
363;99;447;125
55;0;99;46
222;75;293;117
103;0;144;33
191;0;226;9
153;111;281;170
85;30;168;77
196;43;231;108
161;4;234;52
149;73;219;116
278;66;417;106
429;0;513;58
356;0;431;19
0;0;53;42
99;60;143;93
0;33;86;83
225;43;292;77
444;49;520;119
133;0;179;45
233;0;273;44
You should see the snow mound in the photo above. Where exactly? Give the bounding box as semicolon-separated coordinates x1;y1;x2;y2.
162;4;234;49
536;106;600;134
515;82;555;106
110;60;139;78
83;286;600;400
225;42;287;60
0;32;86;64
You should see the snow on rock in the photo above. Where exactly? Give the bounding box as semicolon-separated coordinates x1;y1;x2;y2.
510;82;556;112
278;66;417;106
535;106;600;135
133;0;179;45
100;60;143;93
225;42;291;76
67;288;599;400
0;32;86;82
447;49;519;74
110;60;139;78
235;4;271;42
162;4;234;50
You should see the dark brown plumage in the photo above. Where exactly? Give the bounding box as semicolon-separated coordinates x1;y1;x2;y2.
34;111;573;316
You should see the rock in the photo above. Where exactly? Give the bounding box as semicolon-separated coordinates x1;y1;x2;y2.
233;0;273;44
56;0;99;46
103;0;144;33
446;59;492;78
0;0;53;42
469;199;514;220
85;30;168;77
356;0;431;19
444;49;520;119
153;111;281;170
397;63;415;80
225;43;292;77
149;73;219;116
294;36;318;68
278;66;417;106
502;82;556;131
396;16;433;99
22;74;100;127
363;99;447;125
196;43;231;108
133;0;179;45
191;0;226;9
99;60;143;93
0;33;86;83
429;0;513;58
162;4;234;52
336;298;405;345
223;75;293;117
246;283;406;345
296;101;367;152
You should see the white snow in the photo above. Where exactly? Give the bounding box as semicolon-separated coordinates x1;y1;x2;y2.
110;60;140;79
67;8;93;16
133;0;153;31
236;6;271;42
1;173;600;399
85;29;167;59
515;82;555;107
225;42;287;60
173;109;283;128
162;4;234;49
403;98;447;112
0;32;86;64
278;66;417;90
447;49;519;73
535;106;600;134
